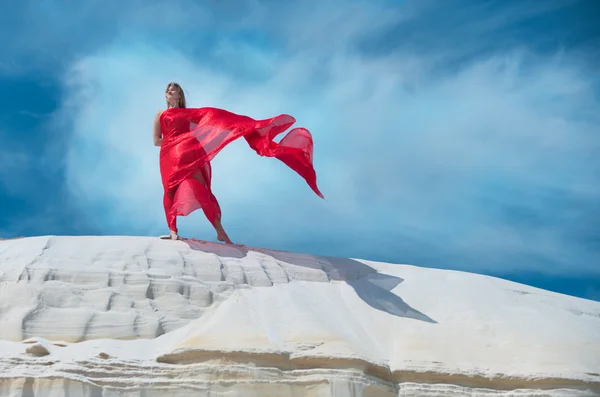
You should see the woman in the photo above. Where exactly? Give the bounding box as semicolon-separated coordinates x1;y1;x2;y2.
154;82;324;243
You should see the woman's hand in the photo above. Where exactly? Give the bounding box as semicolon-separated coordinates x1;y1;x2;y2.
153;110;163;146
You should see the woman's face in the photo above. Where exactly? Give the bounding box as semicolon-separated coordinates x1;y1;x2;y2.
166;85;181;106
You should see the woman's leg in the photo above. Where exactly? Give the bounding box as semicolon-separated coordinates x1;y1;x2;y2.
191;171;233;244
163;190;180;240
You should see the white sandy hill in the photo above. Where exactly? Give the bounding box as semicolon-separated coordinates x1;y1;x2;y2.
0;236;598;397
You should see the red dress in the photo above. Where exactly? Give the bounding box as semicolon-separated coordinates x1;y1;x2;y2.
159;107;324;233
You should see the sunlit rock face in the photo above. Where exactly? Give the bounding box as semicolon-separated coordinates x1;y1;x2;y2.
0;236;598;397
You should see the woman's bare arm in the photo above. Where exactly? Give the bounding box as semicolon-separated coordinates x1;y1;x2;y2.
153;110;163;146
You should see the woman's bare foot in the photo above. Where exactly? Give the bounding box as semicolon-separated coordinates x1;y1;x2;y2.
170;230;181;240
217;231;233;244
213;216;233;244
215;224;233;243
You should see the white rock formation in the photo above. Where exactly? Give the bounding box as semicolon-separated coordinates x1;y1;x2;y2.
0;235;598;396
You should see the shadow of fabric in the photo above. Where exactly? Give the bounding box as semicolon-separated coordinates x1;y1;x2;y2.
183;239;436;324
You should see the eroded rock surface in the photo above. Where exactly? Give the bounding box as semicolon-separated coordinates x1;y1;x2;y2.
0;236;598;396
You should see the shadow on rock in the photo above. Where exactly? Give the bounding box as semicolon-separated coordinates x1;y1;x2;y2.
183;239;436;324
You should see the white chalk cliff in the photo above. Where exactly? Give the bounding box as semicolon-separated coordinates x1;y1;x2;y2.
0;235;598;396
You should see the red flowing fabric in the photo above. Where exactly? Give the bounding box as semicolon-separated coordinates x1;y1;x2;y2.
159;107;324;233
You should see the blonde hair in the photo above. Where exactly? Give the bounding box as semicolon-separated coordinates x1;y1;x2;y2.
165;82;187;108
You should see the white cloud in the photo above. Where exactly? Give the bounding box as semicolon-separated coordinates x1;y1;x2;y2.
54;2;600;276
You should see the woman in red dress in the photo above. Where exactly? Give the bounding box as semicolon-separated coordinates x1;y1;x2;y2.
153;82;324;243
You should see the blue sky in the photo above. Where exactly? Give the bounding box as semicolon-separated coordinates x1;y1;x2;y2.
1;0;599;301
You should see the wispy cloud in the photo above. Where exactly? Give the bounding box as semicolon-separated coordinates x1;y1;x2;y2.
3;0;599;281
0;149;32;196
